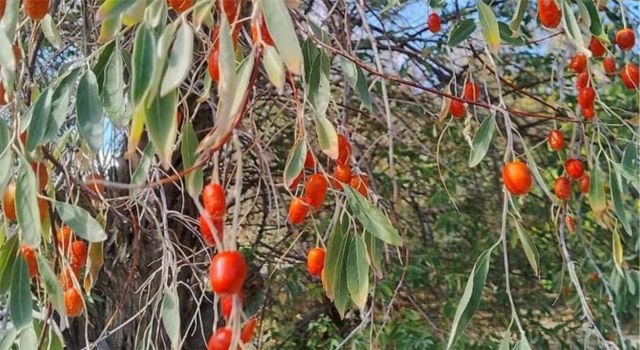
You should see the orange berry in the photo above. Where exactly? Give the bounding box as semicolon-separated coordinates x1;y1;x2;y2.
2;182;16;221
579;175;590;194
349;174;369;198
60;266;78;290
199;213;223;247
450;99;465;119
565;158;584;179
427;13;441;33
547;129;564;151
208;47;220;82
570;53;588;74
565;215;576;233
220;293;242;320
337;134;351;166
304;174;328;209
70;240;87;270
241;317;257;343
167;0;191;12
85;173;105;196
24;0;49;20
538;0;561;28
306;247;325;276
304;150;316;169
603;56;616;75
21;244;38;279
220;0;238;23
251;13;274;46
0;81;6;106
209;251;247;296
202;183;226;219
463;82;480;101
0;0;5;18
31;162;48;192
615;28;635;51
37;198;48;222
554;176;571;201
589;37;606;57
576;72;590;91
582;107;595;120
502;161;532;196
577;86;595;109
288;197;309;224
64;287;83;317
289;171;303;190
332;165;352;189
56;226;73;253
620;63;639;90
207;328;232;350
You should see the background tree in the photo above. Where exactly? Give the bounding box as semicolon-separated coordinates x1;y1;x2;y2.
0;0;637;349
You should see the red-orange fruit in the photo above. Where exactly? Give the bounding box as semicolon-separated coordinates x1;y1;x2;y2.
547;129;564;151
21;244;38;278
538;0;561;28
589;37;606;57
463;82;480;101
60;266;76;290
349;174;369;198
70;240;88;270
0;81;5;106
220;293;242;320
31;162;48;192
603;56;616;75
209;251;247;296
289;172;303;190
85;173;105;196
241;317;257;343
502;161;532;196
0;0;5;18
620;63;639;90
304;174;328;209
565;215;576;233
251;13;274;46
570;53;588;74
64;287;83;317
337;134;351;166
304;150;316;169
332;165;352;189
220;0;238;23
554;176;571;201
56;226;73;253
167;0;191;12
24;0;49;20
207;328;232;350
202;183;226;219
579;175;590;194
450;99;465;119
208;47;220;82
576;72;590;91
577;86;595;109
615;28;635;51
582;107;595;120
565;159;584;179
37;198;48;222
288;197;309;224
306;247;325;276
2;182;16;221
427;13;441;33
199;213;223;247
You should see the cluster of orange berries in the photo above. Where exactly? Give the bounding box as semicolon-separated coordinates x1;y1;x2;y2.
547;130;590;200
288;134;369;225
56;226;88;318
450;82;481;119
2;162;49;223
199;183;226;247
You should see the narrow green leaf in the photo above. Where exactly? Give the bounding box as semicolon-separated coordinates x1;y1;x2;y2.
522;141;554;201
468;114;495;167
498;22;526;46
41;14;62;49
333;232;352;318
18;326;37;349
315;115;338;160
513;219;540;277
477;1;500;54
345;187;403;246
612;231;623;275
36;254;65;313
76;69;104;153
324;217;348;301
97;13;122;43
97;0;136;20
217;17;236;92
0;0;20;41
365;231;383;275
263;0;303;75
44;69;81;142
161;19;194;97
263;46;286;94
446;247;493;349
610;171;630;235
0;119;12;195
10;255;32;330
562;0;585;50
131;24;156;106
0;31;14;72
509;0;528;32
146;89;178;169
347;234;369;311
16;162;41;247
26;88;53;152
283;141;306;189
0;328;18;350
0;235;18;294
448;19;476;47
102;45;126;127
588;164;606;218
161;289;181;350
193;0;214;29
130;143;155;190
55;201;107;242
579;0;603;36
181;119;203;199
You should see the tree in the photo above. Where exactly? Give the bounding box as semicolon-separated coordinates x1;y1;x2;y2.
0;0;637;349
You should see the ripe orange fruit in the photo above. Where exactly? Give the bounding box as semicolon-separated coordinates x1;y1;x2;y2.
349;174;369;198
0;81;6;105
577;86;595;109
588;37;606;57
0;0;5;18
21;244;38;278
207;328;232;350
70;240;88;270
582;107;595;120
304;150;316;169
603;56;616;75
60;266;76;290
565;159;584;179
554;176;571;201
306;247;325;276
337;134;351;166
241;317;257;343
251;13;274;46
85;173;105;196
288;197;309;224
547;129;564;151
620;63;639;90
579;175;590;194
24;0;49;20
538;0;561;28
220;293;242;320
332;165;352;189
56;226;73;253
576;72;590;91
209;251;247;296
199;213;223;247
570;53;587;74
2;182;16;221
64;287;83;317
202;183;226;219
502;161;532;196
304;174;328;209
220;0;238;23
167;0;191;12
615;28;635;51
31;162;48;192
37;197;48;222
427;13;441;33
450;99;465;119
565;215;576;233
208;47;220;82
289;171;303;190
463;82;480;101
